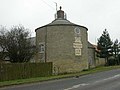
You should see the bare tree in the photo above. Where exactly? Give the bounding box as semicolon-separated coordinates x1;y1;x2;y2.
0;26;7;61
0;25;35;63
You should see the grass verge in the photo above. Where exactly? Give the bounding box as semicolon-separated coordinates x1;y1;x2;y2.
0;65;120;87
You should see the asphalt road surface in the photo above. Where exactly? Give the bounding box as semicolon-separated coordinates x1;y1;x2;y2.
1;69;120;90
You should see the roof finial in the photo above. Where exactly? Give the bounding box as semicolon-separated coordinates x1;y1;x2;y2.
60;6;62;10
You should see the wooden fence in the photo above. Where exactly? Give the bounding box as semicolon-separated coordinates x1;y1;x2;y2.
0;62;52;81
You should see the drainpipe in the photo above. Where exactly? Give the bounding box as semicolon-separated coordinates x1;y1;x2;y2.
45;26;47;63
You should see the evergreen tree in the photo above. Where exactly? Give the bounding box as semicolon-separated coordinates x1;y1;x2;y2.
97;29;113;65
112;39;120;65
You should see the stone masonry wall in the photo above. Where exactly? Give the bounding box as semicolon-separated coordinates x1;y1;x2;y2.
36;25;88;73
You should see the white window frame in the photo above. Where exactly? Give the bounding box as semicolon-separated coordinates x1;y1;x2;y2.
74;27;81;34
39;42;45;53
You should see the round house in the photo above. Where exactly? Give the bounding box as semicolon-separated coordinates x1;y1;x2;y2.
35;7;89;73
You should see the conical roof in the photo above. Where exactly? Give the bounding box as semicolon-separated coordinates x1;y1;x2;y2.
48;19;75;25
35;6;88;31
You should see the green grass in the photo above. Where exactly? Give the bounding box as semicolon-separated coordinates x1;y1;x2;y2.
0;65;120;87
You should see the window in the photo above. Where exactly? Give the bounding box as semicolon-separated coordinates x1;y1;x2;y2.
74;37;81;43
39;43;45;53
75;49;81;56
74;27;80;34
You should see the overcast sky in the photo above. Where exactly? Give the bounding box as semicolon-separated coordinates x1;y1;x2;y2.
0;0;120;44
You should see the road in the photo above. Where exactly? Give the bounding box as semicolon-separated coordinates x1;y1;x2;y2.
1;69;120;90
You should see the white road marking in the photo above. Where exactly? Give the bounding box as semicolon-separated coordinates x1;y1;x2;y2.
64;83;89;90
95;74;120;83
113;74;120;77
64;74;120;90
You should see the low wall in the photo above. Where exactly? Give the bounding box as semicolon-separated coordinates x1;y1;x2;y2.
96;58;105;66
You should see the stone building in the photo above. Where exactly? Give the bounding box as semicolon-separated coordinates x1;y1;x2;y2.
35;7;95;73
